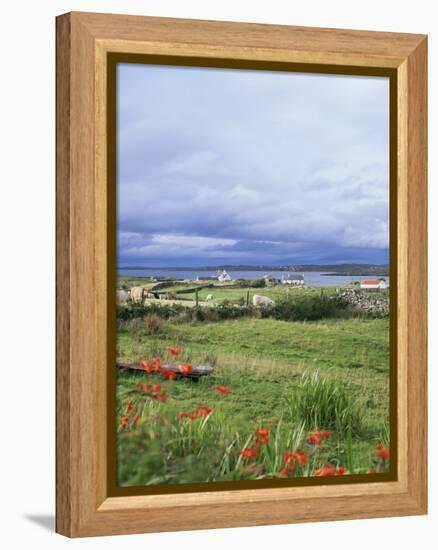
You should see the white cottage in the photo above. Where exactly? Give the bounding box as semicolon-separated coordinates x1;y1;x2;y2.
282;273;305;285
217;270;232;282
360;279;388;290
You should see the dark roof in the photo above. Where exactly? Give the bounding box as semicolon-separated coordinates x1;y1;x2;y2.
284;274;304;280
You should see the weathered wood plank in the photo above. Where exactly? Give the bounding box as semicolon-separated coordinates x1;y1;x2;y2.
116;362;214;378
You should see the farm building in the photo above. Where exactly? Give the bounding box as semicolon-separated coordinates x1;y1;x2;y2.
360;279;388;290
263;274;282;285
282;273;305;285
217;269;232;282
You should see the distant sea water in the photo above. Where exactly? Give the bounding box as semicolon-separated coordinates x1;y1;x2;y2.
118;269;389;288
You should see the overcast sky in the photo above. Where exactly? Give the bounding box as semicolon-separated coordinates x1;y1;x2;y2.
117;63;389;267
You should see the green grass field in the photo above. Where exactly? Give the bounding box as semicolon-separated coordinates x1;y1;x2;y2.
116;303;390;486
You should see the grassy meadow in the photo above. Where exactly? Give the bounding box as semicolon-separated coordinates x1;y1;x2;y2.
116;278;390;486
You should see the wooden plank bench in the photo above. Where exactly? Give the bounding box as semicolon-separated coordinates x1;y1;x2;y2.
116;362;214;379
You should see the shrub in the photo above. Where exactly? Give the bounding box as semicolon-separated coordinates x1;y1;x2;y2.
285;371;363;437
117;292;354;323
233;279;251;288
186;303;252;323
269;294;348;321
250;278;266;288
117;302;187;321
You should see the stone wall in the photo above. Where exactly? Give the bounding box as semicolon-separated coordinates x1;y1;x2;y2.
339;288;389;316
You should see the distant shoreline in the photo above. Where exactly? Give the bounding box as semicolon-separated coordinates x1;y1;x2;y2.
118;264;389;277
320;272;388;277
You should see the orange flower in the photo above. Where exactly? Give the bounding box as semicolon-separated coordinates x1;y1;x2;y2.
167;347;182;356
315;430;331;440
292;450;307;466
187;412;197;421
283;450;307;468
240;447;259;459
254;427;270;445
126;401;133;412
375;444;390;461
120;416;129;427
216;386;231;395
197;405;213;418
307;430;331;446
178;363;193;375
161;368;177;380
280;467;288;477
306;434;323;445
295;450;307;465
178;411;187;419
155;391;168;402
152;357;161;371
141;361;154;373
315;465;345;476
283;452;296;466
152;383;160;392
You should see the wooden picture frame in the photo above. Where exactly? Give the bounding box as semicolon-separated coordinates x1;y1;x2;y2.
56;11;427;537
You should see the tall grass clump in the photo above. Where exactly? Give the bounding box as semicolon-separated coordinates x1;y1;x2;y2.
144;313;164;335
286;371;362;436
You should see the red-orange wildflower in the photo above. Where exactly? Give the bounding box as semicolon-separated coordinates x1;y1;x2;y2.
375;444;390;461
197;405;213;418
152;357;161;371
161;368;177;380
283;452;296;466
306;430;331;446
167;347;182;356
306;433;323;445
216;386;231;395
315;465;345;476
120;416;129;427
283;450;307;468
178;363;193;375
187;412;197;421
254;427;270;444
155;391;168;402
126;401;133;412
178;411;187;419
280;467;288;477
142;384;151;392
141;360;154;373
240;447;259;459
295;450;307;465
315;430;331;439
152;383;160;392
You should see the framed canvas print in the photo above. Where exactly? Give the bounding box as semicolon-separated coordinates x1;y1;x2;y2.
56;12;427;537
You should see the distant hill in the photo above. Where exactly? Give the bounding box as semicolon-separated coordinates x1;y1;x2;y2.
118;263;389;276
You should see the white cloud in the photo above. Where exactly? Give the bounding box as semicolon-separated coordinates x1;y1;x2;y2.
119;232;238;259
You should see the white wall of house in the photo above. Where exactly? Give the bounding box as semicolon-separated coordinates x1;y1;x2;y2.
360;282;388;289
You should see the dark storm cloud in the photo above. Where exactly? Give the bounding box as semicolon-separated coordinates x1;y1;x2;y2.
117;64;389;266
